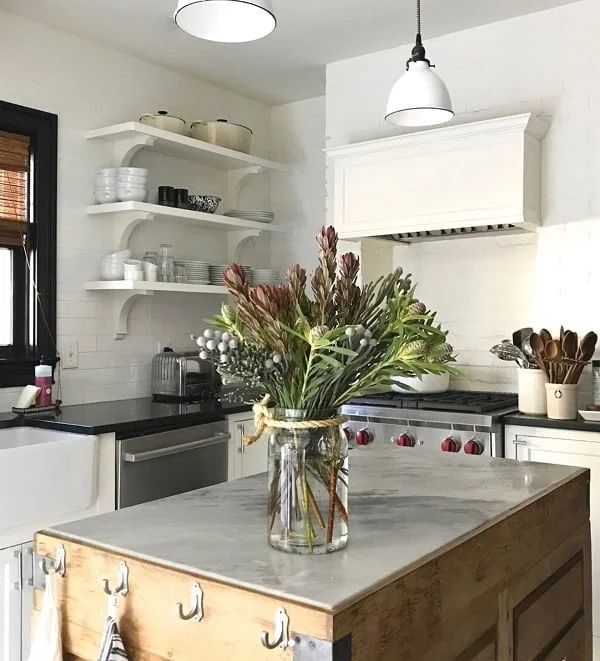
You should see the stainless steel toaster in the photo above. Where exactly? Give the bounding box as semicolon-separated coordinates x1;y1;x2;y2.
151;349;219;402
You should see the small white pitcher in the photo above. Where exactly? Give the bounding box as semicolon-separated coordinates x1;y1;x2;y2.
518;369;547;415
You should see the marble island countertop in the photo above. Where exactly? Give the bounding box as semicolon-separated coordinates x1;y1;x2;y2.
47;449;584;611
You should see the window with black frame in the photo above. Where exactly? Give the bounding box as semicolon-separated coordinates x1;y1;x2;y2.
0;101;57;388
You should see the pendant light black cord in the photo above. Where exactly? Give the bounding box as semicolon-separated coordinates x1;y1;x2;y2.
407;0;431;69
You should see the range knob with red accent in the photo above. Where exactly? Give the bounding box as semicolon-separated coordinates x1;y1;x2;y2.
441;437;461;453
355;429;373;446
464;439;484;455
395;433;416;447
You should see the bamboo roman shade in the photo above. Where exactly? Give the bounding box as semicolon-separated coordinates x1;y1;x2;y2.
0;129;30;247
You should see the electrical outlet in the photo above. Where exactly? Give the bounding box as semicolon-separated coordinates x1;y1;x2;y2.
61;340;79;369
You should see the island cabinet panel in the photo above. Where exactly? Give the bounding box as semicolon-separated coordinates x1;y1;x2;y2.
33;534;330;661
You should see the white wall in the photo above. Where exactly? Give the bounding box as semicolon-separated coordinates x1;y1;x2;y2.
0;10;272;410
269;96;326;274
326;0;600;395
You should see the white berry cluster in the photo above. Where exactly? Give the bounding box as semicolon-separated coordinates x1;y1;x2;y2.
345;325;378;351
196;328;283;375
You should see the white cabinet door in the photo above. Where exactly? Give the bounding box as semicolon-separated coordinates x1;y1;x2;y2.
0;545;22;661
512;433;600;637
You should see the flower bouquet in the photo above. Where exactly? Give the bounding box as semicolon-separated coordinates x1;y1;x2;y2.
197;226;458;554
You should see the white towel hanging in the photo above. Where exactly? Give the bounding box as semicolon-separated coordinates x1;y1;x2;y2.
98;595;129;661
28;574;62;661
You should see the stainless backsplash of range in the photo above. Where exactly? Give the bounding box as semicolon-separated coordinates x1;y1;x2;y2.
341;391;518;458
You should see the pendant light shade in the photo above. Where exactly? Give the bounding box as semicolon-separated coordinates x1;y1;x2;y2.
385;0;453;127
385;60;453;127
174;0;276;43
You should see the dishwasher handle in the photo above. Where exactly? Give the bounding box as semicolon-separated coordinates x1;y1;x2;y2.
124;433;231;463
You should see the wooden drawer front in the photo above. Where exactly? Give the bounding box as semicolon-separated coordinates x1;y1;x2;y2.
513;552;584;661
35;533;331;661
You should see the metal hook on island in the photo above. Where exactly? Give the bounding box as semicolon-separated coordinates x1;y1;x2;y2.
176;582;204;622
39;543;66;577
261;607;295;650
101;560;129;597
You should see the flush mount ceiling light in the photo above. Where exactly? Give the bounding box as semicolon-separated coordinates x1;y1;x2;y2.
174;0;276;43
385;0;453;127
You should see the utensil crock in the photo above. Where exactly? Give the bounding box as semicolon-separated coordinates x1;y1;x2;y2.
517;368;547;415
545;383;579;420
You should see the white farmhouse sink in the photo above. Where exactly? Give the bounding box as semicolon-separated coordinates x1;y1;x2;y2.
0;427;98;532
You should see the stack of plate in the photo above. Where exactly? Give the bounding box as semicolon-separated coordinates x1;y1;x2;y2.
209;264;252;285
251;269;282;286
175;260;209;284
224;210;274;224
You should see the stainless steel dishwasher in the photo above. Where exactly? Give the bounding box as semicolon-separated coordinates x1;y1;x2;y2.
116;420;230;509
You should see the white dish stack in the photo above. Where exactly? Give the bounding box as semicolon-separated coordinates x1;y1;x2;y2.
224;210;274;224
175;260;210;284
94;167;148;204
100;249;132;280
250;269;281;286
209;264;252;285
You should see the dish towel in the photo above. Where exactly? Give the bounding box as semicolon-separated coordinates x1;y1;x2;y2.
98;616;129;661
28;574;62;661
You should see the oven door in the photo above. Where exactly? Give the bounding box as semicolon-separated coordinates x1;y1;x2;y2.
117;421;229;509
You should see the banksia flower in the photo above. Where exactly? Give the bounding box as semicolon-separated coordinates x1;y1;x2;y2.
223;263;250;298
429;342;454;362
405;340;427;355
407;302;427;315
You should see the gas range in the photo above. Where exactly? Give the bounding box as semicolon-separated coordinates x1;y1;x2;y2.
341;390;518;458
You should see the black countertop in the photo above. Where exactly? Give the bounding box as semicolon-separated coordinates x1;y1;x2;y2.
503;412;600;434
1;397;253;436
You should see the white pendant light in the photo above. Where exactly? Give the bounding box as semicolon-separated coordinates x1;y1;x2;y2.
385;0;453;127
174;0;276;43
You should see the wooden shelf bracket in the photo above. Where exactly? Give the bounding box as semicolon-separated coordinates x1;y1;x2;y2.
226;165;267;210
110;290;153;340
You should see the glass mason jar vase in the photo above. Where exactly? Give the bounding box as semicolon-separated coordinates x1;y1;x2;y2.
267;409;348;554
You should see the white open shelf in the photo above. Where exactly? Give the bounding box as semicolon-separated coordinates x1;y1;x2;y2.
85;280;229;294
87;200;288;234
85;280;228;340
86;122;289;172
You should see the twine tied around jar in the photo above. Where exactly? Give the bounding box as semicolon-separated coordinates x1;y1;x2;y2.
243;395;348;446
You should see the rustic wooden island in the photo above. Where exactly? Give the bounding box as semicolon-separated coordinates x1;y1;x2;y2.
35;449;592;661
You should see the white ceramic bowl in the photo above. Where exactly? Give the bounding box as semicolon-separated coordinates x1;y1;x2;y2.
94;189;119;204
117;187;147;202
117;174;147;186
124;270;144;281
579;409;600;422
105;249;132;260
95;173;117;181
96;168;118;177
100;260;125;280
118;167;148;176
391;372;450;394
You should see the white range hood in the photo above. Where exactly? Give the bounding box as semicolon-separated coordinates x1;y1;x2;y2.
326;113;548;243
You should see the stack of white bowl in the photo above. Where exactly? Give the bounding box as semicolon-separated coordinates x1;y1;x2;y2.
94;167;148;204
117;167;148;202
95;168;119;204
100;249;132;280
123;259;144;281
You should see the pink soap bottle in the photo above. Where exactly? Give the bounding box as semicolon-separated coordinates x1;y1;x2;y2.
35;358;53;406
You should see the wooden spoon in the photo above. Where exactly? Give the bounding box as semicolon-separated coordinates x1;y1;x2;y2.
562;331;578;361
545;339;564;383
539;328;553;346
568;332;598;384
529;332;549;377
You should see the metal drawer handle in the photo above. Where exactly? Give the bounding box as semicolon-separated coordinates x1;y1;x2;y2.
513;439;527;445
124;433;231;463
